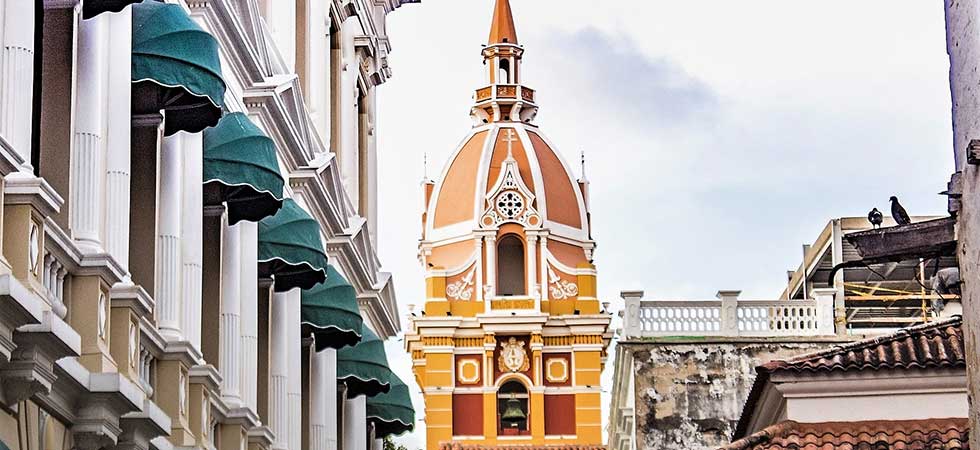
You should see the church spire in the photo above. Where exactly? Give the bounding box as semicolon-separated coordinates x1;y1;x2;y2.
488;0;518;45
471;0;538;125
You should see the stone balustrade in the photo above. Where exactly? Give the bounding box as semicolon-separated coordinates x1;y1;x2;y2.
621;289;837;338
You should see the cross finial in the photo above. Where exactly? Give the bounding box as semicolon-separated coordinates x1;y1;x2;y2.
581;150;586;179
423;152;428;179
503;129;518;159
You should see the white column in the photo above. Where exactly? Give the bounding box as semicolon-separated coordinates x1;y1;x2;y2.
181;132;203;350
287;289;302;450
474;237;484;302
219;219;242;405
261;0;296;70
105;8;133;272
156;134;184;341
240;221;259;412
372;439;382;450
303;0;329;139
311;348;338;450
0;0;35;168
270;289;290;450
72;13;108;253
484;235;497;299
342;396;366;450
527;234;538;302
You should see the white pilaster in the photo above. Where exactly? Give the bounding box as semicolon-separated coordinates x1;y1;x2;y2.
342;396;366;450
269;289;291;450
105;8;133;271
219;219;242;405
484;235;497;299
311;348;337;450
339;18;359;209
527;234;538;304
156;134;184;341
474;237;484;302
71;14;108;252
240;221;259;412
0;0;35;168
539;235;548;302
287;288;302;450
362;87;378;243
181;132;203;350
303;0;329;140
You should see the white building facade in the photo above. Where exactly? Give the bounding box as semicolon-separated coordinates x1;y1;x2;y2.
0;1;416;450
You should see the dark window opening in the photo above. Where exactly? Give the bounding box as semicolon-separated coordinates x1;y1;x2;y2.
497;235;525;296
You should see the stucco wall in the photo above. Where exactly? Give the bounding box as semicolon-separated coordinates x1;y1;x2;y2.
945;2;980;448
624;339;844;450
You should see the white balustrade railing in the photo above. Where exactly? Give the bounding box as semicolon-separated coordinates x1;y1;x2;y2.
622;289;837;338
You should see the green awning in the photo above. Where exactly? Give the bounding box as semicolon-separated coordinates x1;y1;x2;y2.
337;325;392;398
203;112;284;224
132;0;225;135
301;265;363;351
82;0;142;19
367;374;415;438
258;198;328;292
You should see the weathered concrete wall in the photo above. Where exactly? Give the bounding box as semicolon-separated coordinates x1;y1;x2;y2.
625;339;845;450
945;2;980;448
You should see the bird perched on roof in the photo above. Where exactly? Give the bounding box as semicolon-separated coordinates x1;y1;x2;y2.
867;208;883;230
890;196;911;226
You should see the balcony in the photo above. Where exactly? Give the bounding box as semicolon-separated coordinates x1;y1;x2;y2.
621;290;836;339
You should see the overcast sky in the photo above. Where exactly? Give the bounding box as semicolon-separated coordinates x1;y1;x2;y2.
374;1;953;447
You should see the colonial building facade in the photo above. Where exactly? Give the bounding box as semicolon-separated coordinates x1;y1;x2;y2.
0;1;415;450
403;1;612;449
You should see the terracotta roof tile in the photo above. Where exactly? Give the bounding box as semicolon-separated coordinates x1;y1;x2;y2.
439;445;605;450
734;317;965;439
762;316;964;373
721;418;969;450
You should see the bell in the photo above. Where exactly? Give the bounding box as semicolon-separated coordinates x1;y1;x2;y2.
501;398;526;421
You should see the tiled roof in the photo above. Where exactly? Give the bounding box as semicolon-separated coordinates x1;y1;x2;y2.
439;445;606;450
761;316;964;373
721;418;969;450
734;317;965;439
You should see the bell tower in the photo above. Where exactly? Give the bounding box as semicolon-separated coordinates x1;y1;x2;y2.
405;1;612;449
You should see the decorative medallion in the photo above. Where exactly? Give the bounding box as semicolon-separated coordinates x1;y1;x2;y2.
545;357;569;383
495;190;525;219
178;371;187;416
457;359;480;384
498;337;530;373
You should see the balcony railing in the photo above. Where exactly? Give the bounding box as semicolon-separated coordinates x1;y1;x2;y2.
621;290;837;338
474;84;535;103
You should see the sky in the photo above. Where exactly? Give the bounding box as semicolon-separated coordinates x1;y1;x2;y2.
374;2;954;448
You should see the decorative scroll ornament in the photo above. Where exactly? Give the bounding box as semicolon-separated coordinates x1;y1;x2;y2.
446;267;475;301
548;266;579;300
498;337;530;373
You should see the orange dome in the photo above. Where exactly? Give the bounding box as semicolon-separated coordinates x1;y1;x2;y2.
426;124;588;242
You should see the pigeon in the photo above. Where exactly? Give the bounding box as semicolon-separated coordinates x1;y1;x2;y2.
890;196;911;226
867;208;883;230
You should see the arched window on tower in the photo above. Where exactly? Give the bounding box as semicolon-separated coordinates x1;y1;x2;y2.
498;59;510;84
497;235;525;296
498;380;529;435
